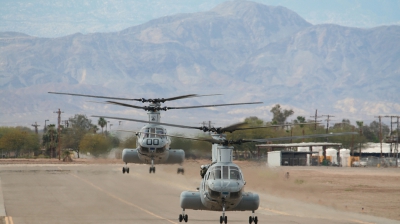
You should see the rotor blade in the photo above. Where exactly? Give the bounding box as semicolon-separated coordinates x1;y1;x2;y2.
115;129;222;144
48;91;142;101
230;122;321;131
105;101;148;110
166;102;263;110
91;115;204;131
220;122;247;132
161;93;223;102
245;132;359;143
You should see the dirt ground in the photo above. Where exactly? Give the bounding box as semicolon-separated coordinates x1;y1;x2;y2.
1;158;399;221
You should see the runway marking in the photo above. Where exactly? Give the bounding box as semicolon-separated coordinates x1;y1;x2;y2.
5;216;14;224
68;172;178;224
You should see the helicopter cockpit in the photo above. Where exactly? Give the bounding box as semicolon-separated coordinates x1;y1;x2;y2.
138;127;167;139
207;166;242;180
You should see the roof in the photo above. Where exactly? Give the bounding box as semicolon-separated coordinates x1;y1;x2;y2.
256;142;342;148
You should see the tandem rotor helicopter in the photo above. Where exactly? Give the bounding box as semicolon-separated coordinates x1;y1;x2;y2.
94;115;357;224
49;91;262;174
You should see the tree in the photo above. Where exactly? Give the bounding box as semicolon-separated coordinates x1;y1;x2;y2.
42;124;58;158
295;116;306;128
270;104;294;125
0;127;39;157
62;114;96;158
121;135;137;148
98;117;107;134
79;134;112;157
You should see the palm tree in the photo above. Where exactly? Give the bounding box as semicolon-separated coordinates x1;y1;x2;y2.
98;117;107;134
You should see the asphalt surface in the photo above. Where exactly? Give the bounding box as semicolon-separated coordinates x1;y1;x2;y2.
0;163;398;224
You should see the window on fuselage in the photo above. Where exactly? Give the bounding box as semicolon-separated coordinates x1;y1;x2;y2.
229;166;241;180
149;128;156;138
142;128;150;138
229;170;240;180
156;128;165;139
213;167;221;179
223;166;229;179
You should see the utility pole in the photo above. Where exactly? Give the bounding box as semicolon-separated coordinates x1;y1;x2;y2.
310;109;323;131
44;119;49;132
321;114;335;134
31;122;40;134
374;115;384;158
54;109;64;160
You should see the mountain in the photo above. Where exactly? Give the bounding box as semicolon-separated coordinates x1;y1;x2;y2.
0;1;399;128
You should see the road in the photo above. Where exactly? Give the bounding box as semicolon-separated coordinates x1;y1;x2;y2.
0;163;398;224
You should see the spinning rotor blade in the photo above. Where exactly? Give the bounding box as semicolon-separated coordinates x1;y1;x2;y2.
166;102;263;110
92;115;205;131
49;92;221;103
243;132;359;143
105;101;149;110
161;94;216;102
48;91;142;101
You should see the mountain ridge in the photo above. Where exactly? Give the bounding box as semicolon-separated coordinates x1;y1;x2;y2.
0;1;398;127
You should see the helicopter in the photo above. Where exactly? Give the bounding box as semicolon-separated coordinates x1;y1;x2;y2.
49;91;262;174
92;116;357;224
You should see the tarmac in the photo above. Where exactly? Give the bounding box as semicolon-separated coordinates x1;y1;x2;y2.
0;163;398;224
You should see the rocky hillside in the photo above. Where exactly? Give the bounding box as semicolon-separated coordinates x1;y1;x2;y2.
0;1;399;127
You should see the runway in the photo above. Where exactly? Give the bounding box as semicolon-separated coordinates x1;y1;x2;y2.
0;163;397;224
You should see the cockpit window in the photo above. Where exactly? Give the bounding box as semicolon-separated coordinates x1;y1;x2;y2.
156;128;165;138
230;170;241;180
212;166;221;179
142;128;150;138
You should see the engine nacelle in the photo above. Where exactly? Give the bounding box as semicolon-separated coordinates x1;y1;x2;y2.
164;149;185;164
122;148;142;163
233;192;259;211
180;191;206;210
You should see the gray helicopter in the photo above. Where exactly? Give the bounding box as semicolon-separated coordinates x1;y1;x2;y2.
91;116;357;224
49;91;261;174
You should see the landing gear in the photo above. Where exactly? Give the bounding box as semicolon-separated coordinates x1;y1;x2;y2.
149;158;155;173
122;164;129;174
219;215;227;223
219;198;227;223
249;210;258;224
179;209;188;222
177;168;184;174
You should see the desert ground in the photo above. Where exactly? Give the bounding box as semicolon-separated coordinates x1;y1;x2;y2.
1;158;399;222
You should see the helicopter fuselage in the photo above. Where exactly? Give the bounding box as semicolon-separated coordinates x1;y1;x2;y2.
122;124;185;165
180;145;259;212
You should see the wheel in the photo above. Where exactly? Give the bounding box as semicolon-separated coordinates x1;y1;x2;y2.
249;216;253;224
154;167;156;173
179;214;183;222
220;216;223;224
127;167;129;174
224;215;227;223
184;214;188;222
254;216;258;224
149;167;152;173
177;168;180;174
122;167;125;174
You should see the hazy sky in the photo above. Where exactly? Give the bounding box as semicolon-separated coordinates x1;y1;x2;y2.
1;0;399;37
